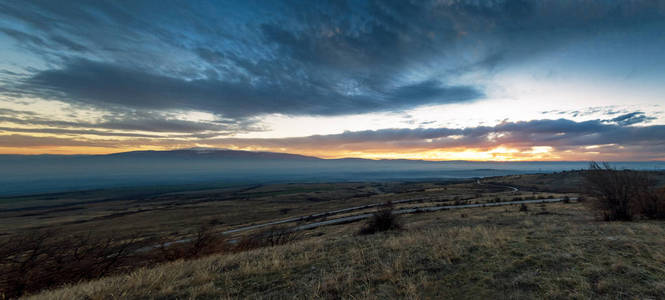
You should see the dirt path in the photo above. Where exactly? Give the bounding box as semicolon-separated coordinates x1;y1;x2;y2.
140;184;544;251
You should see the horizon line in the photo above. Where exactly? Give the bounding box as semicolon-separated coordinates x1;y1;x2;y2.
1;148;664;163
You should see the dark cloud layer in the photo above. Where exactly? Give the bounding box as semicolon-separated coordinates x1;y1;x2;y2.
20;59;481;117
607;112;656;126
209;118;665;150
2;0;663;119
0;108;256;138
3;117;663;160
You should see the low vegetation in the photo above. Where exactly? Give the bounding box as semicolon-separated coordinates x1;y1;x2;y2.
359;202;402;235
0;226;301;298
519;203;528;212
0;231;137;299
27;202;665;299
584;162;665;221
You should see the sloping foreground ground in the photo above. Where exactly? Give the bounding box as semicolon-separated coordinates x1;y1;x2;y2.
28;202;665;299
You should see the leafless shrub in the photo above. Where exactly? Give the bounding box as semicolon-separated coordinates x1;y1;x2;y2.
359;202;402;235
583;162;659;221
0;231;136;299
634;187;665;220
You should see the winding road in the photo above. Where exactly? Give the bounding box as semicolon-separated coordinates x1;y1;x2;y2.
139;182;578;252
294;196;575;231
226;181;520;234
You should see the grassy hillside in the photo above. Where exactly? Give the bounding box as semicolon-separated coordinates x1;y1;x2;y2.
28;201;665;299
491;170;665;193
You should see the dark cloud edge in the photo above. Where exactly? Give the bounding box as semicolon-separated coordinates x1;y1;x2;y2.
2;117;664;161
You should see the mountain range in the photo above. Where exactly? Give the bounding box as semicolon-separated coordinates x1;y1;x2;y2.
1;148;663;197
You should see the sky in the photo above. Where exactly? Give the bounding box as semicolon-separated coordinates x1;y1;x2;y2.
0;0;664;161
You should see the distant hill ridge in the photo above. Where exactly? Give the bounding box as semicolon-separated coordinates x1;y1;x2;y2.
1;148;473;163
1;149;664;166
105;148;321;160
2;148;665;165
0;149;663;197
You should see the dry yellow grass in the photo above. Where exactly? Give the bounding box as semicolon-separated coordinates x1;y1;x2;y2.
27;202;665;299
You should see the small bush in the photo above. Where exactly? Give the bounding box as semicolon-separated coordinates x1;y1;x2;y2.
359;202;402;235
563;196;570;203
583;162;663;221
519;203;528;212
584;162;637;220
